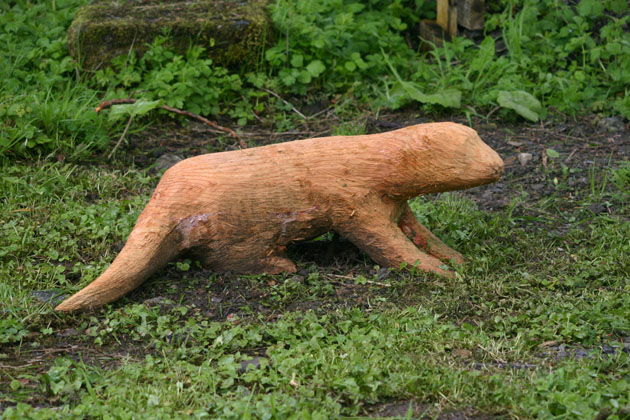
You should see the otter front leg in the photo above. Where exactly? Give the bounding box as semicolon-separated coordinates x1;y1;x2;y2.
398;204;465;265
336;212;452;277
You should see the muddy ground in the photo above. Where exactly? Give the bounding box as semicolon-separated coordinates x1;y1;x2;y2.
1;111;628;417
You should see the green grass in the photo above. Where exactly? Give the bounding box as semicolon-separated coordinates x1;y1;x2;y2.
1;0;629;157
1;160;629;418
1;0;629;418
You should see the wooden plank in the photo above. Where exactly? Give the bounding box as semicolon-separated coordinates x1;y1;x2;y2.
448;0;458;36
436;0;449;30
421;0;460;48
436;0;458;37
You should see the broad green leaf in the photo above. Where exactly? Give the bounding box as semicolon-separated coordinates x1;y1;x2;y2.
401;83;462;108
280;68;297;86
577;0;604;17
290;54;303;68
297;70;312;84
497;90;542;122
383;83;410;110
108;100;162;122
607;0;627;14
469;36;496;74
344;61;357;72
306;60;326;77
388;83;462;109
606;42;622;55
382;50;461;108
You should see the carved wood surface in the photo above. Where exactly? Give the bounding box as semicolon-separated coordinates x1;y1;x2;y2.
55;122;504;311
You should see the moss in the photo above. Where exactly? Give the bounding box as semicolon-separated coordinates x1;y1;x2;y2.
67;0;271;69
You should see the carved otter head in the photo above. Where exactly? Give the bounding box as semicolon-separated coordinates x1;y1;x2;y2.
382;122;504;197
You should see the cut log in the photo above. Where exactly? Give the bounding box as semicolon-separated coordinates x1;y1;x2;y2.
67;0;270;70
55;122;504;311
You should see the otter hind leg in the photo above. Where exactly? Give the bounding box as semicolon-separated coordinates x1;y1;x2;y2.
190;241;297;275
398;204;465;265
258;255;297;274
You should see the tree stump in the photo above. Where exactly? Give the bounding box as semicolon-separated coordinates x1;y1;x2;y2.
67;0;270;70
55;122;504;311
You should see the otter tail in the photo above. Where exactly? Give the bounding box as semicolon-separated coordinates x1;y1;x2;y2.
55;212;180;312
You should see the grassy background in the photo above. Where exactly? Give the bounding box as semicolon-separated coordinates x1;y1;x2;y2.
1;158;628;418
1;0;629;158
1;0;629;418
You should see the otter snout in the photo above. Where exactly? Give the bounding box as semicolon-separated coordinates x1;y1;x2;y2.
487;148;505;181
458;130;504;187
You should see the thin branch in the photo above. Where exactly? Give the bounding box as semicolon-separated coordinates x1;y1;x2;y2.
485;105;501;120
108;115;134;159
564;147;578;164
329;274;392;287
95;98;246;149
160;105;247;149
262;88;307;119
10;208;38;213
95;98;136;112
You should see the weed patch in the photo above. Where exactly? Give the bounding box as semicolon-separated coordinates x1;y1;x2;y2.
1;0;629;417
2;122;629;417
1;0;628;157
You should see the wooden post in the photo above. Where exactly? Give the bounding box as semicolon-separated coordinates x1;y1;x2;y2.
436;0;449;30
421;0;458;48
437;0;458;37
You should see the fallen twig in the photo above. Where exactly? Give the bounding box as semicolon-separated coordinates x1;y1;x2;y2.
564;147;578;164
108;115;133;159
95;98;247;149
95;98;136;112
10;208;38;213
485;105;501;120
160;104;247;149
262;88;307;119
526;127;590;142
329;274;392;287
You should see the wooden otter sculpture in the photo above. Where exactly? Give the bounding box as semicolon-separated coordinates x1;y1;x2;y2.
55;122;503;311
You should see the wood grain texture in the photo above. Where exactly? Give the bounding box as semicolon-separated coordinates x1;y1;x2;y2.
55;122;504;311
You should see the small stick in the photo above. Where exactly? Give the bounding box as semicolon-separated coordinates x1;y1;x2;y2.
329;274;392;287
108;115;134;159
10;208;37;213
485;105;501;120
95;98;246;149
262;88;307;119
160;105;247;149
564;148;578;164
95;98;136;112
